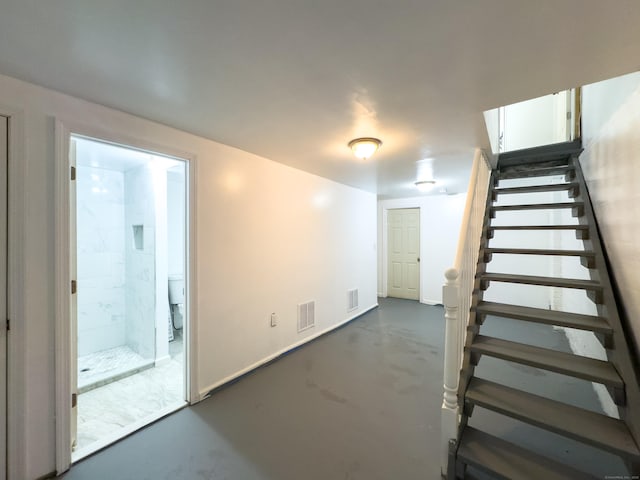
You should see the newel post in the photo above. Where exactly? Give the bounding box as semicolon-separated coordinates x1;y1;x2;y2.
441;267;460;476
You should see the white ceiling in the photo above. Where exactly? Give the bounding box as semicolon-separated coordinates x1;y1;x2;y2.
2;1;640;198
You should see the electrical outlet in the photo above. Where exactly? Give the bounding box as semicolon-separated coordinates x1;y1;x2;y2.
270;313;277;327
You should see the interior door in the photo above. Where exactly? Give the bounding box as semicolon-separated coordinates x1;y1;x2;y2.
387;208;420;300
0;115;8;477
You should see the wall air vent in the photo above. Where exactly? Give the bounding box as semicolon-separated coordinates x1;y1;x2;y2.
348;289;359;312
297;301;315;332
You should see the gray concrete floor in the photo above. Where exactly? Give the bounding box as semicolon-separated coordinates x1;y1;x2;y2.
57;297;619;480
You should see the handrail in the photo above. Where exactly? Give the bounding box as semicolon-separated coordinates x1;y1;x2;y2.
453;149;482;270
440;148;492;476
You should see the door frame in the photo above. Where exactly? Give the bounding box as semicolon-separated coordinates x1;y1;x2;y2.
0;115;7;480
54;119;199;474
0;104;26;480
380;203;424;302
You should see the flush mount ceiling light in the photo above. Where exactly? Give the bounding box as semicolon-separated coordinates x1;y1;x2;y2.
348;137;382;160
415;180;436;192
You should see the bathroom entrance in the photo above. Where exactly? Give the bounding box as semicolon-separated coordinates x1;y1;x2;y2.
71;136;188;460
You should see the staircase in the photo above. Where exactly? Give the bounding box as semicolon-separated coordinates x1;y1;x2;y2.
448;143;640;479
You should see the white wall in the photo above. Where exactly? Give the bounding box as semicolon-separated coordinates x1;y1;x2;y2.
377;194;466;305
0;72;377;479
483;108;500;155
537;71;640;417
501;92;568;152
578;71;640;353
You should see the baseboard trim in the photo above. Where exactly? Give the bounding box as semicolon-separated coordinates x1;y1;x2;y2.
421;298;441;306
198;303;379;401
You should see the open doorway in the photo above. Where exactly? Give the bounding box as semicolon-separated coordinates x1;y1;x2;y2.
71;136;188;460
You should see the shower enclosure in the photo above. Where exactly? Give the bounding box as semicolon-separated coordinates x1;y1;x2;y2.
75;137;185;393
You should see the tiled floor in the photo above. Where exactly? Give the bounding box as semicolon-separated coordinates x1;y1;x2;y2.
74;335;185;458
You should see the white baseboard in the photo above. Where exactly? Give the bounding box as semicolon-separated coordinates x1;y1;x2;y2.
198;303;379;401
421;298;441;306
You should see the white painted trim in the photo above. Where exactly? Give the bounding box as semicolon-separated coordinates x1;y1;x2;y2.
53;118;200;473
186;156;199;405
422;299;441;306
54;120;72;475
198;303;378;401
1;105;26;480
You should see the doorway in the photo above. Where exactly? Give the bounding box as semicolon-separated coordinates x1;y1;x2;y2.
0;115;7;478
71;136;188;460
387;208;420;300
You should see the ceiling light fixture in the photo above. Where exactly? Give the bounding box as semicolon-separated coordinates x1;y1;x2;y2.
348;137;382;160
415;180;436;192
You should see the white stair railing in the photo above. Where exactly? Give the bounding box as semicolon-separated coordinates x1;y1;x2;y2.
441;148;492;476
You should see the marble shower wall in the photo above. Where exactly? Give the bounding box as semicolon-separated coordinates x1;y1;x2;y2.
167;167;186;277
124;164;157;360
77;166;126;356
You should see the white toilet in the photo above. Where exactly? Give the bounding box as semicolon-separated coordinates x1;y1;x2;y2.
168;275;185;330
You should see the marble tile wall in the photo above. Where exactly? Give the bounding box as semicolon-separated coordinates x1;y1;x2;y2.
167;168;186;278
124;164;157;360
77;166;126;356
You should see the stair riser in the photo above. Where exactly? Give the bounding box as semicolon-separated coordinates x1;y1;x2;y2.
498;167;574;180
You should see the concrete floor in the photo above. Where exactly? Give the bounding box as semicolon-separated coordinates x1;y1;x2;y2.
57;297;617;480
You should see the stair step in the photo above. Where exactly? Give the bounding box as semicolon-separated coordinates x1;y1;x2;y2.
473;301;612;336
465;378;639;459
457;427;598;480
467;335;623;389
484;247;594;258
494;182;578;195
498;165;574;180
486;224;590;240
491;201;583;212
497;140;582;168
479;272;602;292
488;225;589;232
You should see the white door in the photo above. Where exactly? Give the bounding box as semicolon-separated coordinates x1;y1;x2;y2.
387;208;420;300
0;115;8;477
